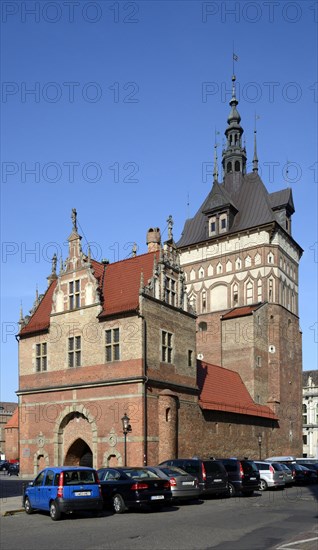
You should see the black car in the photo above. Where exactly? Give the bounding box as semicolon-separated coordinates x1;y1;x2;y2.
0;460;10;472
8;463;19;476
218;459;260;496
158;458;229;497
97;467;172;513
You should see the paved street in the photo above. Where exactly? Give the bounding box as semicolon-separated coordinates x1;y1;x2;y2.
0;475;317;550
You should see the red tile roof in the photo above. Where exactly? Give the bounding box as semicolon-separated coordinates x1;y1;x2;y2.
5;408;19;429
221;304;262;320
197;361;277;420
20;251;158;336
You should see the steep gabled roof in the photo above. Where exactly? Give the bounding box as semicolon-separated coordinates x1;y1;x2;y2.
197;361;277;420
4;408;19;429
177;171;296;249
222;304;263;320
20;251;159;336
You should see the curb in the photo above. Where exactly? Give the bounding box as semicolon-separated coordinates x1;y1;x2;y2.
2;508;25;517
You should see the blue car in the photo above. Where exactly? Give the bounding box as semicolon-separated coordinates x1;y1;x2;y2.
23;466;103;521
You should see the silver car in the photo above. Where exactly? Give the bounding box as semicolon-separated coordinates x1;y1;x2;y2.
255;461;285;491
279;463;294;486
147;466;200;501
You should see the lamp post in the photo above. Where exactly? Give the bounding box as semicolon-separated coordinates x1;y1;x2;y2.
121;413;132;467
258;433;262;460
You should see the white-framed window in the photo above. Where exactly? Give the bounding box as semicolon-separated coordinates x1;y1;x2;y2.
105;328;120;362
267;252;274;264
302;404;307;424
36;343;47;372
199;267;205;279
268;278;274;302
216;262;222;274
235;258;242;270
226;260;232;272
209;216;217;236
245;255;252;267
161;330;173;363
69;279;80;309
257;280;262;302
165;277;176;307
219;213;227;233
68;336;81;368
201;290;207;312
255;253;261;265
246;280;253;304
232;283;238;306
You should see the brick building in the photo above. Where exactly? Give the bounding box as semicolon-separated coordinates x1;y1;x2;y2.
0;402;18;458
302;370;318;458
178;75;303;457
4;408;19;461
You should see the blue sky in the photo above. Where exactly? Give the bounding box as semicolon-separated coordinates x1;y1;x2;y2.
1;0;317;403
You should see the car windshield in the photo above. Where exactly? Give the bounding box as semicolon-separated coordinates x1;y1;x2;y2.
160;467;188;477
242;461;259;474
204;461;224;474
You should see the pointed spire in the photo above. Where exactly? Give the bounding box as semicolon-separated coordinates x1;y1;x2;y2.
35;286;39;304
222;66;247;176
253;114;260;173
19;302;24;322
87;244;91;264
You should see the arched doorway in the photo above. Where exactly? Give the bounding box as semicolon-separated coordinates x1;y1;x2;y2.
64;438;93;467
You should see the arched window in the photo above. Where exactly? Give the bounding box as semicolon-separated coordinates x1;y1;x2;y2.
302;404;307;424
198;321;207;332
166;408;171;422
235;160;240;172
202;291;207;312
227;162;232;173
246;280;253;304
233;283;238;306
268;278;274;302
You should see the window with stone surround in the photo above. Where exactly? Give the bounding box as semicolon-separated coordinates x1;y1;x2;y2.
188;349;193;367
36;343;47;372
302;404;307;424
69;279;80;310
68;336;81;367
246;280;253;304
165;277;176;307
161;330;173;363
209;216;217;236
105;328;120;362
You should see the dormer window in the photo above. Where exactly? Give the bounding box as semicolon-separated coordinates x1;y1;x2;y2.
69;279;80;309
219;213;228;233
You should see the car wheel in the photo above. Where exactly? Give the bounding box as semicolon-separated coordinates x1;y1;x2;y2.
113;494;127;514
228;483;236;497
24;497;34;514
259;479;268;491
49;501;61;521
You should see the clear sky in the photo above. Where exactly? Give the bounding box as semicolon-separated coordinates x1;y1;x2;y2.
1;0;317;403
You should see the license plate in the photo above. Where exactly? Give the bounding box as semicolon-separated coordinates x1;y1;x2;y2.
182;481;194;486
74;491;91;496
214;479;222;482
250;477;256;480
151;495;164;500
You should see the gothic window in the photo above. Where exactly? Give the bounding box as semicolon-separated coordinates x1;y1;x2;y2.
189;293;196;311
207;264;213;276
267;252;274;264
198;321;207;332
105;328;120;362
68;336;81;367
255;253;261;265
302;404;307;424
268;278;274;302
227;162;232;173
216;262;222;274
202;290;207;312
257;280;262;302
199;267;205;279
235;160;240;172
190;269;196;281
232;283;238;306
226;260;232;272
245;255;252;267
246;280;253;304
188;350;193;367
69;279;80;310
161;330;173;363
36;342;47;372
235;258;242;270
165;277;176;307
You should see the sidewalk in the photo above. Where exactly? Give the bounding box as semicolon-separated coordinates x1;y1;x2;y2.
0;496;24;516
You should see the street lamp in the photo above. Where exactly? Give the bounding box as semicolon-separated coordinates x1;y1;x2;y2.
258;433;262;460
121;413;132;467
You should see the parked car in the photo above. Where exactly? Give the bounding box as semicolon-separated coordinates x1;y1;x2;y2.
97;467;172;513
298;465;318;484
23;467;103;521
218;458;260;497
158;458;229;498
254;461;285;491
0;460;10;472
146;466;200;502
8;463;19;476
278;463;294;486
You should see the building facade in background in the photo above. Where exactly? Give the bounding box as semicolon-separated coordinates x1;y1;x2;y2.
302;370;318;458
0;403;17;459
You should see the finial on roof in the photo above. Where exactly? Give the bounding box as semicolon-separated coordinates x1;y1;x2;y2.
35;285;39;303
132;243;137;257
71;208;78;233
167;215;174;241
253;127;259;174
52;253;57;275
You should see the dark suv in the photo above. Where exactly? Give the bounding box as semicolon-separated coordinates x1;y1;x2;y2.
159;458;228;497
218;459;260;496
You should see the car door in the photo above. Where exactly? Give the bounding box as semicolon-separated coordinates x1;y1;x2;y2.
28;470;47;509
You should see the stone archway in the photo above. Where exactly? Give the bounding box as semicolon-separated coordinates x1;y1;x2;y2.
64;438;93;467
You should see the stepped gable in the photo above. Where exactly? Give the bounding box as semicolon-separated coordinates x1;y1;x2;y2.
197;361;277;419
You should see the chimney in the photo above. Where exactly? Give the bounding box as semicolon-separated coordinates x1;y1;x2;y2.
146;227;161;252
